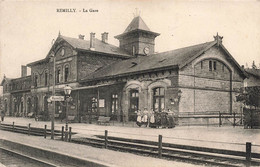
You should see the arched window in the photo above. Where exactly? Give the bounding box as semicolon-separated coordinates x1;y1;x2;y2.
56;68;61;83
34;74;38;87
44;70;48;86
64;65;69;82
153;87;165;112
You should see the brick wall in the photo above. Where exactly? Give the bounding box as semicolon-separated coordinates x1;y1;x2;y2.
77;52;122;80
119;32;156;55
179;45;244;113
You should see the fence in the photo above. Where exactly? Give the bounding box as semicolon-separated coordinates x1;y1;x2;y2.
243;108;260;129
177;111;243;126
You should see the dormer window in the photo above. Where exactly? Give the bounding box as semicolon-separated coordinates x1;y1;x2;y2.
44;71;48;86
34;75;38;87
132;45;136;56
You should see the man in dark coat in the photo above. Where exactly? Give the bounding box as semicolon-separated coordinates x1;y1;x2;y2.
1;111;5;122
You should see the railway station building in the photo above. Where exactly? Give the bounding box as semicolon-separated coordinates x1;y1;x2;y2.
1;16;246;124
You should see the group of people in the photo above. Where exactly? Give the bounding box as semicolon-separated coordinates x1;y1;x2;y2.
136;108;175;128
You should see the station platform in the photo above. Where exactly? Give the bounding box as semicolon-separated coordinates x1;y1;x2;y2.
0;130;200;167
1;117;260;153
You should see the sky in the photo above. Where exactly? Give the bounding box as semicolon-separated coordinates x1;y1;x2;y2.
0;0;260;82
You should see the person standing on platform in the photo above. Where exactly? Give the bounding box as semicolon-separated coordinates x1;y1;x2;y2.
1;110;5;122
136;109;142;127
149;108;155;128
161;109;168;128
167;109;175;128
142;108;148;127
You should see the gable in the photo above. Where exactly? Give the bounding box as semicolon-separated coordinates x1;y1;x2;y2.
181;42;246;79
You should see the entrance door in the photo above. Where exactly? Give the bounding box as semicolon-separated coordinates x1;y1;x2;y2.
21;101;23;117
27;98;32;116
129;89;139;121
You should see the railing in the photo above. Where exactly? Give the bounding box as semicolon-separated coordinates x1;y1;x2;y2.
178;111;243;127
72;130;260;167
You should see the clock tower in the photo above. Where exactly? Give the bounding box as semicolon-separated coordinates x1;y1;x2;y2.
115;16;160;56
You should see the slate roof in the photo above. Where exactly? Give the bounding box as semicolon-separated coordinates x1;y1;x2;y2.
80;41;216;82
0;77;13;86
245;68;260;78
123;16;151;33
115;16;160;39
61;35;131;57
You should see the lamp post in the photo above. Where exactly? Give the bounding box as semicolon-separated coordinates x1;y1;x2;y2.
64;85;72;142
50;53;56;140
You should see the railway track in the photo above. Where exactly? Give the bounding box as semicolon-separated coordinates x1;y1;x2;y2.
71;136;260;167
0;123;62;137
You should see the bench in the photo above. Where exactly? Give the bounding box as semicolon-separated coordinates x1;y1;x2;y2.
68;116;75;122
97;116;110;125
54;114;60;118
27;112;34;118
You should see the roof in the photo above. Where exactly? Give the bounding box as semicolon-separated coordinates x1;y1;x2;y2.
245;68;260;78
60;35;131;57
80;41;216;82
1;77;13;86
28;35;132;66
124;16;151;33
115;16;160;39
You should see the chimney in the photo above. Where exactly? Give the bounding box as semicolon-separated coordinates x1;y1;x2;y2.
101;32;108;43
78;34;85;40
90;32;95;51
21;65;27;77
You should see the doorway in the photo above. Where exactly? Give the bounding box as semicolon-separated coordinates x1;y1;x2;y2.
129;89;139;121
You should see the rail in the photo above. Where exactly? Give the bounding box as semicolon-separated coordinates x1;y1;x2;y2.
71;130;260;167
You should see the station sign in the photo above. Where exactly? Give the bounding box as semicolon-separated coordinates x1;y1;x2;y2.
49;96;64;102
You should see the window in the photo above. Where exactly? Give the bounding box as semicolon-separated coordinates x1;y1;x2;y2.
213;61;217;71
153;87;165;112
222;64;225;72
44;71;48;86
111;94;118;120
57;68;61;83
64;66;69;82
91;97;98;113
111;94;118;114
201;61;203;69
34;75;38;87
209;61;212;71
132;45;136;56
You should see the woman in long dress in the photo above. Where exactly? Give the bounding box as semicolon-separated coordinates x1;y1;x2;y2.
149;109;155;128
142;108;148;127
136;110;142;127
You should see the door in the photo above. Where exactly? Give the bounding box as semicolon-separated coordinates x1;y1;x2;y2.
129;89;139;121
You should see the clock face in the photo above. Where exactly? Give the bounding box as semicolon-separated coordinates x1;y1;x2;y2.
144;47;150;55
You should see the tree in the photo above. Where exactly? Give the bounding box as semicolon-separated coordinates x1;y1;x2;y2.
236;87;260;109
252;61;257;69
